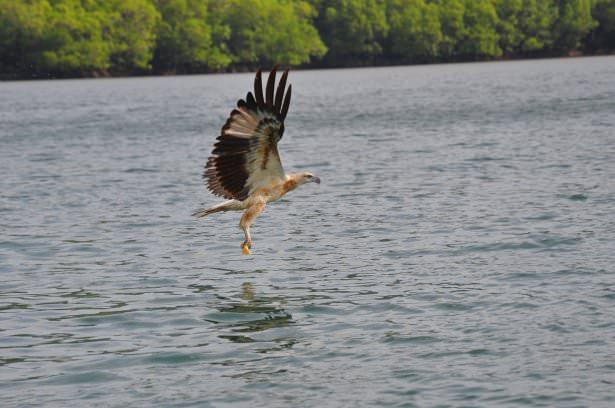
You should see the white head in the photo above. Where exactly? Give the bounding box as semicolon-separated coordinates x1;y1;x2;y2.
297;172;321;186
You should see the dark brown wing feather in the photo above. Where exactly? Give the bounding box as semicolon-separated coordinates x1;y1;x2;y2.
203;65;292;201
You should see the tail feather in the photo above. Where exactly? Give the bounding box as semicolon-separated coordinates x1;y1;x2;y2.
192;207;220;218
192;199;243;218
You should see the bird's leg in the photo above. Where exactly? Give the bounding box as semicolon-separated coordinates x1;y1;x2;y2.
239;200;266;255
241;225;252;249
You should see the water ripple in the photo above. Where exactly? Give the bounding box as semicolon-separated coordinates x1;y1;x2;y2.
1;57;614;407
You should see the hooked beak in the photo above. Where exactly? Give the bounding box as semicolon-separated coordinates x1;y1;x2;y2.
312;176;321;184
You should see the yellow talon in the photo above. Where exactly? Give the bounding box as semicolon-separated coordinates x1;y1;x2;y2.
242;243;251;255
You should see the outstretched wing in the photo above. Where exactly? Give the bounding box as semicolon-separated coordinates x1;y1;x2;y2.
204;65;292;201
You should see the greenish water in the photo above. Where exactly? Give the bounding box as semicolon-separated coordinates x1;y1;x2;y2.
1;57;614;407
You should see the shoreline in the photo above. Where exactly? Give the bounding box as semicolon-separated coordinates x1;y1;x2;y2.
2;51;613;82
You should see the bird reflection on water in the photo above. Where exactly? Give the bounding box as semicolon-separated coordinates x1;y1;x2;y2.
207;283;295;347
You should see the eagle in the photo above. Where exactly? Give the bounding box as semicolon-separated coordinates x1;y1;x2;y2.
193;66;320;254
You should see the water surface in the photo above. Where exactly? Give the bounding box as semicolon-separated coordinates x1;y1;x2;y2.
1;57;615;407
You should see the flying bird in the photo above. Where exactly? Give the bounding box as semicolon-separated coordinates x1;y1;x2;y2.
193;66;320;254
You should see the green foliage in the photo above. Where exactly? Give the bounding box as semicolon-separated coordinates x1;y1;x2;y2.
0;0;612;78
0;0;159;77
456;0;501;58
315;0;389;64
153;0;231;72
41;0;111;75
386;0;442;60
99;0;160;72
211;0;326;66
554;0;597;50
587;0;615;50
432;0;465;58
0;0;50;75
495;0;557;54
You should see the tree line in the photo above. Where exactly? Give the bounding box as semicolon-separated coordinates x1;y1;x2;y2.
1;0;614;79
